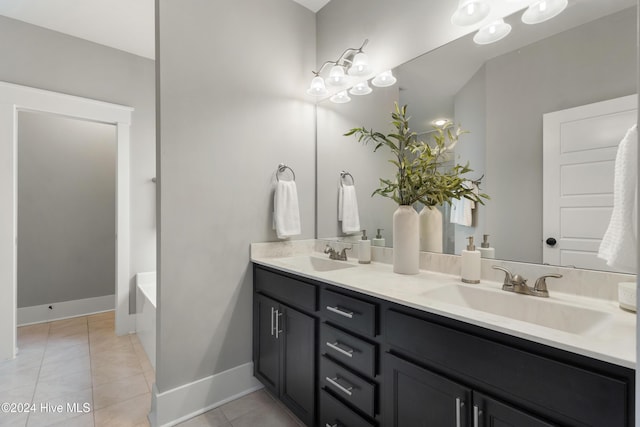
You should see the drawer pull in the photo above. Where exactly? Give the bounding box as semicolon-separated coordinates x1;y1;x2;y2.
325;424;339;427
326;376;354;396
270;307;275;336
473;405;482;427
456;397;465;427
326;305;354;318
326;341;354;358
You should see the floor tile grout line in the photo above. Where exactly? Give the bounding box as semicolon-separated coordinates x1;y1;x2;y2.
24;321;50;427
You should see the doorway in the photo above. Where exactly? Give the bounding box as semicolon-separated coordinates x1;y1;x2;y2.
0;81;133;361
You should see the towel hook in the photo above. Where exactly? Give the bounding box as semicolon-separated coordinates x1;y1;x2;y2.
276;163;296;182
340;171;355;187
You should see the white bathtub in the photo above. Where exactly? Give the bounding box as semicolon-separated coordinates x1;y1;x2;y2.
136;272;156;369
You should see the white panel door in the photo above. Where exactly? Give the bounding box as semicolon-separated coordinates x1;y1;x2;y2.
543;95;636;272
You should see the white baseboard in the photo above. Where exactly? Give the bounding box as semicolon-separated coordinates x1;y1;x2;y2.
17;294;115;326
149;362;263;427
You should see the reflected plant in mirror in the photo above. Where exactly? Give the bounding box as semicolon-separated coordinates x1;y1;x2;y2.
344;103;488;208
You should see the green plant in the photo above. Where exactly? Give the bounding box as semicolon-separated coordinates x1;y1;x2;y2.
344;103;488;207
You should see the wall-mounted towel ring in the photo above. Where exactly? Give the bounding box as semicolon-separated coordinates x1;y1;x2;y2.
340;171;355;187
276;163;296;182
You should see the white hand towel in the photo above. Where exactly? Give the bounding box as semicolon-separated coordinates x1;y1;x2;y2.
450;181;477;227
598;124;637;272
273;180;301;239
338;184;361;234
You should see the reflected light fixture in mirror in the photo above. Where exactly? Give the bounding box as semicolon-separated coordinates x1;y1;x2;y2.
522;0;569;24
451;0;492;26
453;0;569;45
306;76;328;96
328;65;348;86
473;18;512;44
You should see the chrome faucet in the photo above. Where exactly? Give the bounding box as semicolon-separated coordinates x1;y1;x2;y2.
492;266;562;298
324;244;351;261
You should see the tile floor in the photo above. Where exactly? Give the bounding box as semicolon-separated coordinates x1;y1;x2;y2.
0;311;301;427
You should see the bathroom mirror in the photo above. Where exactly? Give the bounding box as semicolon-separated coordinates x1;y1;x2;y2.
316;0;637;273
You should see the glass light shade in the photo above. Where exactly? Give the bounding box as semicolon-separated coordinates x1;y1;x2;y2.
349;81;373;96
473;19;512;44
521;0;568;24
347;53;372;76
451;0;491;26
371;70;397;87
327;65;348;86
306;76;328;96
432;119;449;127
330;91;351;104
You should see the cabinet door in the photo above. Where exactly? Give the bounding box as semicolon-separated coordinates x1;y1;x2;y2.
255;294;280;394
384;353;471;427
474;392;556;427
281;306;316;427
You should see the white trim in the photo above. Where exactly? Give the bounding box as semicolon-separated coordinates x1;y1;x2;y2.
17;295;115;326
149;362;262;427
0;81;134;361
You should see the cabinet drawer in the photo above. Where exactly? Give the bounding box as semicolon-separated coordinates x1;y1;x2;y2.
320;355;376;417
321;289;376;337
321;323;376;378
386;309;630;427
255;267;317;312
320;389;374;427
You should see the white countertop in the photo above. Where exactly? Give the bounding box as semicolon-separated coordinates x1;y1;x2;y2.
251;243;636;369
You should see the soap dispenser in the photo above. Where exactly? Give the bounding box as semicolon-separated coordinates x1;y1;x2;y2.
461;236;481;284
478;234;495;259
372;229;385;247
359;230;371;264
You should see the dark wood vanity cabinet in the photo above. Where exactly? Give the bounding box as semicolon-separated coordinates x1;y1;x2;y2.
253;268;317;426
253;264;635;427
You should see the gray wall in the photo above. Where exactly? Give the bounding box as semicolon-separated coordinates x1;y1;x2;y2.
483;8;636;263
157;0;315;392
453;65;487;254
18;112;116;307
0;15;156;306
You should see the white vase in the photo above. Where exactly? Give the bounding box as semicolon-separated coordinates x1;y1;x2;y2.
419;205;443;253
393;205;419;275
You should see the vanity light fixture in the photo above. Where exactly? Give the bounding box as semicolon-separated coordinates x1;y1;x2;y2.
306;39;371;98
371;70;397;87
330;91;351;104
521;0;568;24
473;18;512;44
451;0;491;26
307;39;398;104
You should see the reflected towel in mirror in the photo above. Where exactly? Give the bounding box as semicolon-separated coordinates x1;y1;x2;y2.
450;181;478;227
338;184;361;234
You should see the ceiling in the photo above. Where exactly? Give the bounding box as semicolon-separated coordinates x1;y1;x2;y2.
0;0;330;61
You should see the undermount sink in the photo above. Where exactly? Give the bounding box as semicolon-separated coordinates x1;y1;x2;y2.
423;284;612;335
277;255;357;272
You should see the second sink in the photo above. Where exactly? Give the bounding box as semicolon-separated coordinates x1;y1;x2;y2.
277;255;357;272
422;284;612;335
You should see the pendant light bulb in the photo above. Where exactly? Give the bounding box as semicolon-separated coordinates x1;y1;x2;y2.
451;0;491;26
348;53;372;76
473;19;512;44
306;76;328;96
349;81;373;96
328;65;348;86
521;0;568;24
372;70;397;87
330;90;351;104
